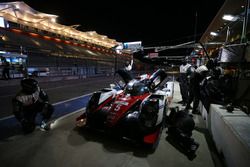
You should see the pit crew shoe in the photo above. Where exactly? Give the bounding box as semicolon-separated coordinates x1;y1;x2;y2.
40;121;51;131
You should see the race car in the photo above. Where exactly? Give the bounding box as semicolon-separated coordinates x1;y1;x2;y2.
76;69;174;149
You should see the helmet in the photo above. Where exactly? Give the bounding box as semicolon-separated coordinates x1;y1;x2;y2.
181;59;187;65
125;61;130;67
21;78;38;94
206;59;214;70
213;67;223;78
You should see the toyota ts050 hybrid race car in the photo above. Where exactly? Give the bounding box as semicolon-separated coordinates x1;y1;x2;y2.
76;69;174;149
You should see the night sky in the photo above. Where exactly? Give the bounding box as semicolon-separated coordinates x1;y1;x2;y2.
4;0;225;46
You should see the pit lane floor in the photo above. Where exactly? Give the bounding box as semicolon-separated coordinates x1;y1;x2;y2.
0;76;113;118
0;82;223;167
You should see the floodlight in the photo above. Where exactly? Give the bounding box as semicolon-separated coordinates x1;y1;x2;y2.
222;15;239;21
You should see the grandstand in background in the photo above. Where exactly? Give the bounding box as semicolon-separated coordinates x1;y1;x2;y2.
0;1;150;78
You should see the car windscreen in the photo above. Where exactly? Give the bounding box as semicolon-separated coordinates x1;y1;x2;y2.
124;81;149;96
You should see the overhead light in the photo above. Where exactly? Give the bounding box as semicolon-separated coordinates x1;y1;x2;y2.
51;18;56;23
222;14;239;21
210;32;219;36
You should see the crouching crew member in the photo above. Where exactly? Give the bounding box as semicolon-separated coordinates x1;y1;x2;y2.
12;78;54;133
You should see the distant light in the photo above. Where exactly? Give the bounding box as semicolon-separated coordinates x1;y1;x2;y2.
116;49;122;54
15;5;20;9
51;18;56;23
210;32;218;36
29;32;39;37
116;45;123;50
43;36;51;40
0;17;5;28
222;15;239;21
12;28;22;33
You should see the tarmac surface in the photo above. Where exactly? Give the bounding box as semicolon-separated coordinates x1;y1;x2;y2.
0;76;224;167
0;76;113;118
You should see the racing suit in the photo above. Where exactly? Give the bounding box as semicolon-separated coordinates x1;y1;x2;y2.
12;87;54;133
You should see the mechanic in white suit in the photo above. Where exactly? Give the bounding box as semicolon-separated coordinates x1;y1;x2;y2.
178;59;192;105
124;56;133;71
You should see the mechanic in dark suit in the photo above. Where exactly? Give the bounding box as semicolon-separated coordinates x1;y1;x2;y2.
2;59;11;80
185;60;214;114
12;78;54;133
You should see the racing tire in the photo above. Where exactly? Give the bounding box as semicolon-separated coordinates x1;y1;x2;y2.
144;123;164;151
146;108;166;151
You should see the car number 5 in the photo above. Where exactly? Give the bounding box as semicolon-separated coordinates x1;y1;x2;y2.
114;104;121;111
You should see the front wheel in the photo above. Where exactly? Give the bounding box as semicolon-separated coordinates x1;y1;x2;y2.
144;124;164;151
